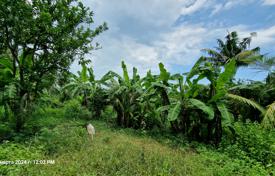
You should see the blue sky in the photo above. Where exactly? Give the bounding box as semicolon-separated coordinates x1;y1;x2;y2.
72;0;275;81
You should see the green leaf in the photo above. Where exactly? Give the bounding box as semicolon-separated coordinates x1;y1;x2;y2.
121;61;130;86
189;99;214;120
132;67;139;82
4;83;17;100
217;103;234;125
210;60;237;102
168;101;181;121
186;56;205;81
80;63;88;82
88;67;95;82
217;59;236;90
157;105;171;113
226;93;266;114
261;101;275;129
159;62;170;81
151;82;169;90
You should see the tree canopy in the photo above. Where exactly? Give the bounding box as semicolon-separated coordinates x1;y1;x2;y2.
0;0;107;95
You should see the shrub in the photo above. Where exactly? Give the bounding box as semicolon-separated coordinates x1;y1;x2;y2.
220;122;275;171
101;105;117;122
23;106;65;135
64;99;92;120
0;142;43;175
33;122;87;155
0;123;14;141
197;147;269;176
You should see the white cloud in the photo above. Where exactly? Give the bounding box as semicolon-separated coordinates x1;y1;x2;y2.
211;4;223;16
90;36;162;77
210;0;256;15
180;0;209;15
262;0;275;5
154;25;208;65
246;26;275;50
79;0;212;77
71;0;275;79
86;0;193;28
89;23;229;78
87;25;210;78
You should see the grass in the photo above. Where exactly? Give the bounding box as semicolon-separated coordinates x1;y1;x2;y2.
0;120;270;176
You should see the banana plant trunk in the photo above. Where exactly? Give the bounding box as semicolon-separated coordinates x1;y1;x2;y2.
208;83;222;145
160;88;179;132
213;111;222;146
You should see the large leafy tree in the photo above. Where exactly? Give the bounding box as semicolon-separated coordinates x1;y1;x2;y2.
0;0;107;131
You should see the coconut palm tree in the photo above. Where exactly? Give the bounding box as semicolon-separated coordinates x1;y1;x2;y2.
202;31;263;68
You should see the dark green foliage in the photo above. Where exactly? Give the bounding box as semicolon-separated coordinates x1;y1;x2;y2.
89;87;109;119
63;99;92;120
221;122;275;167
0;98;92;140
33;122;87;155
23;106;65;135
0;142;43;175
0;0;107;131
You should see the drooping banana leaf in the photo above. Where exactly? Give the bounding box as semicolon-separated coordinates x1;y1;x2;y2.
217;103;234;125
189;98;214;120
168;101;181;121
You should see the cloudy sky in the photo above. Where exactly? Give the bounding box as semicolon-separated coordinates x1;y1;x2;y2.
72;0;275;81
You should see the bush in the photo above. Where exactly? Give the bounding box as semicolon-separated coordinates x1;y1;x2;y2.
0;123;14;141
220;122;275;173
101;105;117;122
0;142;43;175
23;106;65;135
64;99;92;120
33;122;87;155
197;147;269;176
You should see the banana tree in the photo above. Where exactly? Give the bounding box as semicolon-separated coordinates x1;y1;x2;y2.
138;63;184;131
101;61;144;128
62;63;96;107
0;54;29;131
167;59;265;144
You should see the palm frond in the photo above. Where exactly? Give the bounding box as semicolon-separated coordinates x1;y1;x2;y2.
261;102;275;129
226;93;266;114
